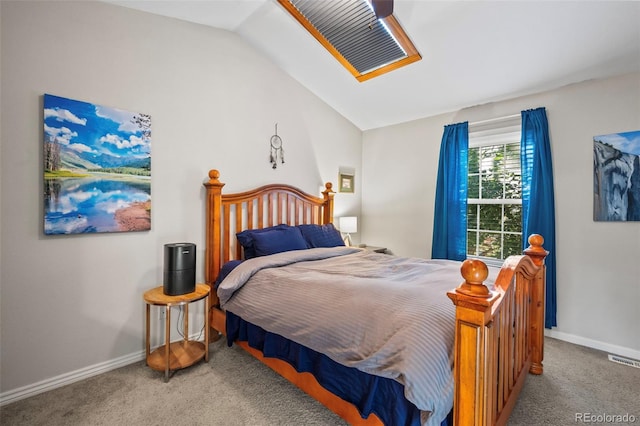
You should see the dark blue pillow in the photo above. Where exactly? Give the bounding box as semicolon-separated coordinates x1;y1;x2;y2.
214;260;243;289
252;226;309;257
297;223;345;248
237;224;289;259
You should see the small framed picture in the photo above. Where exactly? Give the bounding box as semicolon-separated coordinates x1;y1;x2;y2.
339;173;354;193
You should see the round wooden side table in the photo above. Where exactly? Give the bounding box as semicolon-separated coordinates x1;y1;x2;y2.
144;283;210;382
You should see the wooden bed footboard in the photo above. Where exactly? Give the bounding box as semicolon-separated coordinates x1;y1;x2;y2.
447;235;548;426
203;169;547;426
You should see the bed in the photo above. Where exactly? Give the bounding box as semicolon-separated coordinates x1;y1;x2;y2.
203;169;548;426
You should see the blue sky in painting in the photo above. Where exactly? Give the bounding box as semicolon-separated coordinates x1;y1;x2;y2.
594;130;640;156
43;94;151;163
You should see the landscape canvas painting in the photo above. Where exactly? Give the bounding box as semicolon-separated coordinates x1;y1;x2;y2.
44;94;151;234
593;130;640;221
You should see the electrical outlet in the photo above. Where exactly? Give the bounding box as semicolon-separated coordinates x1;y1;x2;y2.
158;307;166;321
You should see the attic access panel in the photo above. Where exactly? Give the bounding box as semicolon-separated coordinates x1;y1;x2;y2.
278;0;421;82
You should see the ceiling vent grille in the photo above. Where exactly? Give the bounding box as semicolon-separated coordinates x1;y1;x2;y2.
278;0;421;82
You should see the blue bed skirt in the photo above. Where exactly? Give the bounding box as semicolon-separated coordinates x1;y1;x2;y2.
226;311;451;426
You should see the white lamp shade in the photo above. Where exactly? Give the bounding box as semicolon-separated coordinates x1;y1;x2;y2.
339;216;358;234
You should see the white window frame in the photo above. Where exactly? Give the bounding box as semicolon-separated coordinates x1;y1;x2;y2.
467;116;522;265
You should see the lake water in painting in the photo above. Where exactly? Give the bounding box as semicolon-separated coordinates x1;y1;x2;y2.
45;176;150;234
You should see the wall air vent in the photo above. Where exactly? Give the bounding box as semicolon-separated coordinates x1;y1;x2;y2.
278;0;421;82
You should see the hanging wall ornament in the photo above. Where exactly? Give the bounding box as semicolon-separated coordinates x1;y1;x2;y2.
269;123;285;169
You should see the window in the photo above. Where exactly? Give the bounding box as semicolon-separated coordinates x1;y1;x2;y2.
466;117;522;262
278;0;421;82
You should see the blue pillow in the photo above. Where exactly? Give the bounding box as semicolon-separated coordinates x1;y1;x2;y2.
297;223;345;248
252;226;309;257
237;224;289;259
214;260;243;289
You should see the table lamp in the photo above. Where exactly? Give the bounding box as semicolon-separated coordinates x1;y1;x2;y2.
339;216;357;246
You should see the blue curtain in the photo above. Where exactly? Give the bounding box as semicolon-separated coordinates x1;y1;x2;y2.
432;122;468;261
521;107;557;328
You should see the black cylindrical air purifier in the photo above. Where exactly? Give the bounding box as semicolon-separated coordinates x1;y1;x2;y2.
163;243;196;296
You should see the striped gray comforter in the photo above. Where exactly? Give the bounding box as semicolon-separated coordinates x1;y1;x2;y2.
217;247;486;425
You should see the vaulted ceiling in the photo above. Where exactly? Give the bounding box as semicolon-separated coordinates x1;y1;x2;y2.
104;1;640;130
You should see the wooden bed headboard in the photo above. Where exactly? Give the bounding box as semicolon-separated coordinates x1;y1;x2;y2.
203;169;335;286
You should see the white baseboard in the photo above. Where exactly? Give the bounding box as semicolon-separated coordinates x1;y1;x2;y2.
545;329;640;361
0;331;206;407
0;350;145;407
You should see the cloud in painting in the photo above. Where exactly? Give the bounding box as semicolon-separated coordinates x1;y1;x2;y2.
95;105;139;133
44;108;87;125
44;124;78;145
68;143;95;154
99;133;150;155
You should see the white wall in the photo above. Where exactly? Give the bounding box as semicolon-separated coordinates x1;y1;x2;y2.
362;73;640;358
0;1;362;395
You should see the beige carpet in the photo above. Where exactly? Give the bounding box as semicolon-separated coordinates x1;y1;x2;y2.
1;337;638;425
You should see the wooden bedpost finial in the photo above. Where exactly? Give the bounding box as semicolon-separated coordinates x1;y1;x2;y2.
208;169;220;184
524;233;548;267
456;259;491;298
321;182;335;225
323;182;334;195
527;234;544;251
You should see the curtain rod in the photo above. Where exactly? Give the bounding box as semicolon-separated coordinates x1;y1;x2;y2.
468;113;520;127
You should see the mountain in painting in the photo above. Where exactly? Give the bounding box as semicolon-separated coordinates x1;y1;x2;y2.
57;144;150;171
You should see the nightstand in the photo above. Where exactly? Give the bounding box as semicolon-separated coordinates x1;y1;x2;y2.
144;283;210;382
359;244;387;254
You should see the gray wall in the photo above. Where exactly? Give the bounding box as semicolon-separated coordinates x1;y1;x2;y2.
0;1;362;395
362;73;640;359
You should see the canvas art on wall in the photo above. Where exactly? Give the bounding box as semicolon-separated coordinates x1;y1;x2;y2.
43;94;151;234
593;130;640;221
